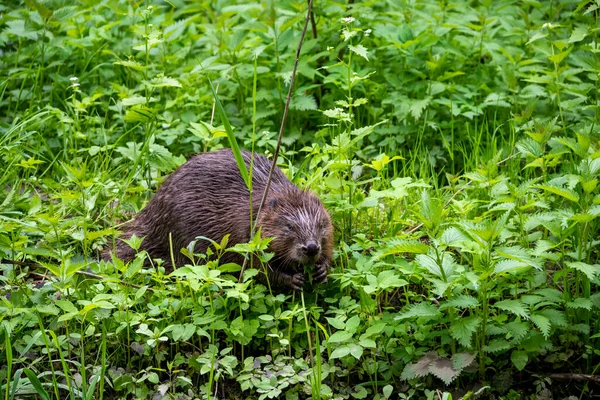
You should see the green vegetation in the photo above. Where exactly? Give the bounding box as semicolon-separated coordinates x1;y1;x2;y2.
2;0;600;398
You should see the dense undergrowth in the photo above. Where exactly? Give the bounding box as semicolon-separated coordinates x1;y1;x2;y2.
1;0;600;398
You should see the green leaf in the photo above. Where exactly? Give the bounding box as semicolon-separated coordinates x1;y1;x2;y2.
493;259;528;274
530;314;551;339
395;302;440;321
376;239;429;258
568;26;588;43
566;261;599;280
534;184;580;203
348;44;369;60
496;246;542;270
328;331;353;343
440;295;479;310
114;60;145;71
330;345;351;359
5;20;38;40
149;75;182;88
326;317;346;330
566;297;593;310
449;316;480;348
484;339;511;353
494;300;529;319
290;94;317;111
510;350;528;371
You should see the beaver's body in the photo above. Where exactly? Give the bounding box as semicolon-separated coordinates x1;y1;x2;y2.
111;149;333;290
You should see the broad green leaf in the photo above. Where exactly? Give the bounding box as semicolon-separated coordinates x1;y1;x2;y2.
330;345;351;359
328;331;353;343
510;350;528;371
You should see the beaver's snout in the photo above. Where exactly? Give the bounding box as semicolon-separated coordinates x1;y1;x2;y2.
302;241;320;257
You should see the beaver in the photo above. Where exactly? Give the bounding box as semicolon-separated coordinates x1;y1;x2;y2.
109;148;334;290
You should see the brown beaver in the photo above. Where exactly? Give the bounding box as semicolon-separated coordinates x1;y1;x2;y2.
109;148;334;290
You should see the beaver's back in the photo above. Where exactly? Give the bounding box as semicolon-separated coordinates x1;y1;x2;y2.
115;149;300;268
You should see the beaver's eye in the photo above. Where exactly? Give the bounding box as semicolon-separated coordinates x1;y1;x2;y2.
285;222;294;231
319;220;327;230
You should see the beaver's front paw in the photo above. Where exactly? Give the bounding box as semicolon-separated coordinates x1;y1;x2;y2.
286;272;306;291
313;262;329;284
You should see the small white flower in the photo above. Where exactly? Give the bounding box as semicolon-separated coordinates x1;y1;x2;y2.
70;77;78;82
71;83;80;88
327;46;334;51
147;5;153;10
148;24;153;27
365;29;372;36
341;17;355;24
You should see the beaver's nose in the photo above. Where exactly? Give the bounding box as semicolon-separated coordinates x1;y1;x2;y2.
302;241;320;257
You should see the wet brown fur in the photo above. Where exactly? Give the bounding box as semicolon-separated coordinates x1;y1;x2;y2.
107;149;334;290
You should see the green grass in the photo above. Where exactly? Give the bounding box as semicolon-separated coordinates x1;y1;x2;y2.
2;0;600;399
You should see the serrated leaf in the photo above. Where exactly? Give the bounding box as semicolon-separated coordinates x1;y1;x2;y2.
494;300;529;319
566;261;599;280
484;339;511;353
440;295;479;310
530;314;551;339
496;246;542;270
440;227;467;246
149;75;182;88
114;60;145;71
290;94;317;111
451;352;476;372
409;97;431;120
537;309;568;327
395;302;441;321
505;320;530;342
431;357;457;385
569;26;588;43
349;44;369;60
494;259;528;274
534;184;579;203
449;316;480;348
566;297;593;310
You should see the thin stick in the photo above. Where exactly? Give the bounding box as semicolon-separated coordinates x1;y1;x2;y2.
254;0;314;231
238;0;314;282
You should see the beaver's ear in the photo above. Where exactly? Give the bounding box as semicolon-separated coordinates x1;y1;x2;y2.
269;198;280;209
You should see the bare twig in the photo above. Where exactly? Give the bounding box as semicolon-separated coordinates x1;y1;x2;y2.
546;373;600;383
308;0;317;38
238;0;314;282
